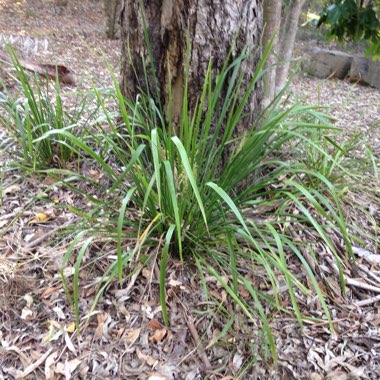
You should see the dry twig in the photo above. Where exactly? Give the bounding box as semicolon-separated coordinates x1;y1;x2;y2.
182;307;211;370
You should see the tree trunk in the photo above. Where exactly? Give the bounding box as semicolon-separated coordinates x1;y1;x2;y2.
120;0;263;126
262;0;282;107
104;0;122;39
275;0;305;94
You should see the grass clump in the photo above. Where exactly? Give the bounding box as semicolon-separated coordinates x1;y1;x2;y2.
0;47;89;170
0;44;359;363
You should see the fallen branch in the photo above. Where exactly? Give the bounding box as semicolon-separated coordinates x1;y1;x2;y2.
0;47;75;84
353;246;380;265
325;255;380;298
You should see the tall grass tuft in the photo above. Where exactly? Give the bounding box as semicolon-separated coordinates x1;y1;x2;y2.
60;47;355;361
1;44;356;362
0;47;88;170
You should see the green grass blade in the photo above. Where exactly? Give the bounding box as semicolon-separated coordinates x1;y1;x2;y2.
284;237;334;332
60;231;86;307
117;188;136;285
171;136;208;230
164;161;183;261
33;129;116;180
151;129;162;208
203;259;277;364
206;182;250;236
240;277;277;365
285;191;346;292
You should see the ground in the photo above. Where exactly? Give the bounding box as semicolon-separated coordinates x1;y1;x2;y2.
0;1;380;379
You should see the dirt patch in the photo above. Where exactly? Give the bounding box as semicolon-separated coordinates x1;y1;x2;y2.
0;0;121;90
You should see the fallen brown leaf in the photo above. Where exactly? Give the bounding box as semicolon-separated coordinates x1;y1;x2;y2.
40;285;62;299
136;348;157;366
94;312;108;339
3;184;21;194
19;59;75;84
64;332;77;355
124;327;141;345
149;328;167;344
148;318;164;330
146;372;172;380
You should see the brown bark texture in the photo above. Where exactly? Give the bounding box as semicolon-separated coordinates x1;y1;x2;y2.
120;0;263;124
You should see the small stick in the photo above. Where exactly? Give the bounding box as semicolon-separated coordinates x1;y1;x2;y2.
354;294;380;307
16;348;53;379
355;294;380;307
346;278;380;294
326;256;380;293
183;309;211;370
0;211;33;221
357;263;380;284
25;222;72;249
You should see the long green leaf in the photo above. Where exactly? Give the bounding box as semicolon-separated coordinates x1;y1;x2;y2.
151;129;162;208
171;136;208;230
206;182;250;236
164;161;183;261
117;188;136;285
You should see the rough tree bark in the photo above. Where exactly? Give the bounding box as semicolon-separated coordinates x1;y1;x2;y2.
120;0;263;126
275;0;305;94
262;0;282;107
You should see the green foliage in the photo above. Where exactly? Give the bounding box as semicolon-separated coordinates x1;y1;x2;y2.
318;0;380;58
289;117;362;187
1;43;358;362
0;47;89;170
65;53;354;360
